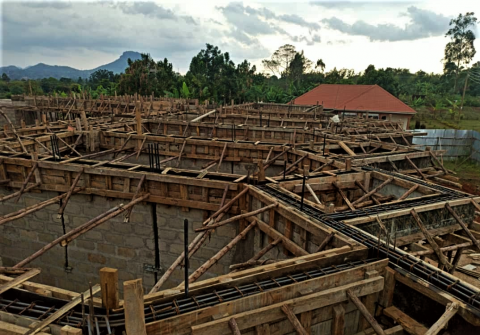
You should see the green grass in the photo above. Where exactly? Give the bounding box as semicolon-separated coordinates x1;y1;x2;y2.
410;106;480;131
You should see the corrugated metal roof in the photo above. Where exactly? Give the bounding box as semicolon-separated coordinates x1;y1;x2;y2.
294;84;416;114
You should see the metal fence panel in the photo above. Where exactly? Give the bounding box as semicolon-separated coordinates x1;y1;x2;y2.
412;129;475;160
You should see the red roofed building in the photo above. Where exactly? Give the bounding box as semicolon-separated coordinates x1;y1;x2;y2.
293;84;416;129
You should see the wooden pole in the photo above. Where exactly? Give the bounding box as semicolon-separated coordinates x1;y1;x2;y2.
188;221;256;283
124;175;146;222
228;318;242;335
424;303;458;335
0;189;83;226
124;278;147;335
316;232;335;252
281;305;309;335
57;169;84;216
410;209;453;271
346;289;386;335
14;163;38;203
445;203;480;251
0;182;40;203
195;203;277;232
352;177;393;205
14;194;149;268
396;184;419;202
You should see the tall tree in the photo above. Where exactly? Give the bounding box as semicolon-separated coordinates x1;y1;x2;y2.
261;44;297;77
443;12;477;92
1;73;10;82
288;51;313;84
315;59;326;73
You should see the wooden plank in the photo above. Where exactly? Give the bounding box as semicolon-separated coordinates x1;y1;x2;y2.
124;279;147;335
384;306;427;335
60;325;83;335
145;258;385;334
191;277;384;335
0;321;50;335
0;268;41;295
25;285;101;335
332;304;345;335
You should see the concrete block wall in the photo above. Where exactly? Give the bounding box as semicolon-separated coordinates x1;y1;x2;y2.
0;188;242;293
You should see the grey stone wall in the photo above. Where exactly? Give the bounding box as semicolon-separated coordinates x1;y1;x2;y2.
0;188;242;293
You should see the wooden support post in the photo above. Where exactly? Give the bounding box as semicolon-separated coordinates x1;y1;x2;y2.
410;209;453;271
14;162;38;203
281;305;308;335
14;194;149;268
195;203;277;232
189;220;256;283
149;188;248;293
450;248;464;274
396;184;419;202
0;190;82;226
100;267;119;309
124;175;146;223
284;219;293;256
57;169;84;217
306;184;321;204
445;203;480;251
124;278;147;335
333;182;355;211
377;267;395;317
406;156;427;180
316;232;335;252
331;304;345;335
216;143;228;172
424;303;458;335
229;318;242;335
346;289;385;335
352;177;393;206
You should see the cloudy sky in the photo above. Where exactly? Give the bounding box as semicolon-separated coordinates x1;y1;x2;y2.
1;0;479;74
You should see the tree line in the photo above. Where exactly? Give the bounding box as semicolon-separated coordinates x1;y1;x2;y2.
1;12;479;111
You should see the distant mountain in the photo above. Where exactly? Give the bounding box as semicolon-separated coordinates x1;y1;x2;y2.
0;51;142;80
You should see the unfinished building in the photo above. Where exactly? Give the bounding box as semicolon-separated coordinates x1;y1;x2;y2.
0;95;479;335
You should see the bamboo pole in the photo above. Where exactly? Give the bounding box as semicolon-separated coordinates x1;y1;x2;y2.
188;220;256;283
14;194;149;268
195;203;277;232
